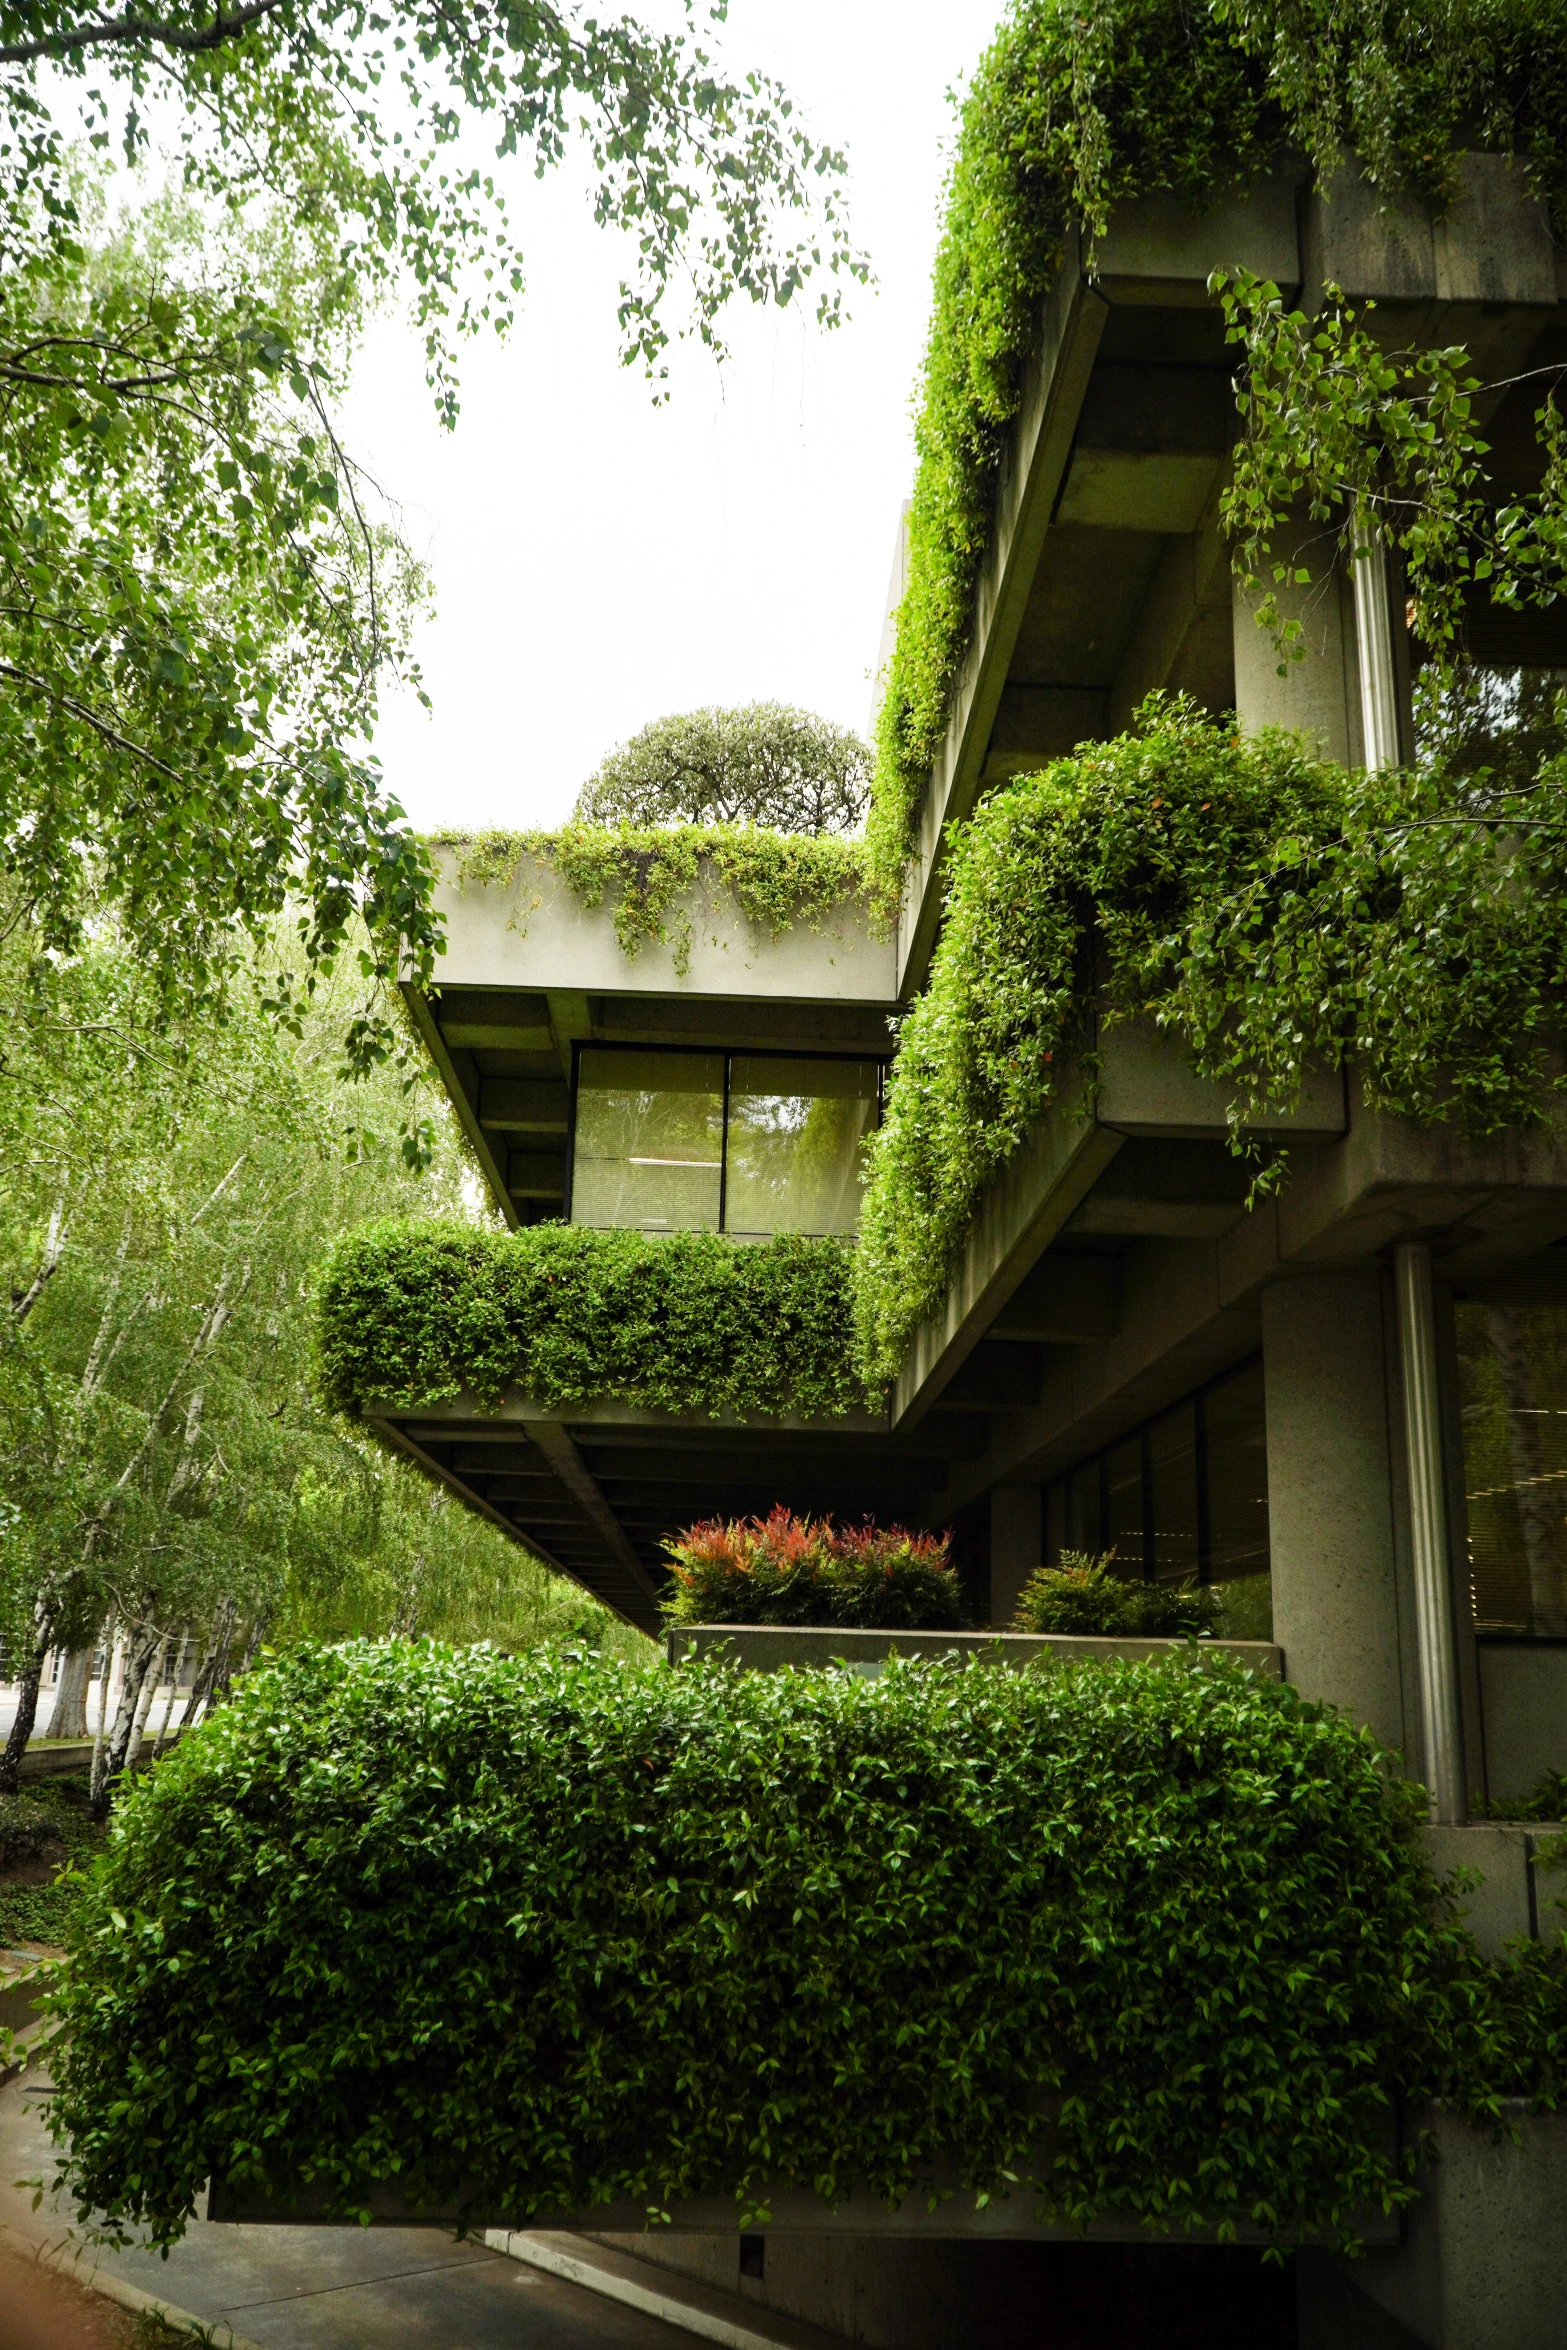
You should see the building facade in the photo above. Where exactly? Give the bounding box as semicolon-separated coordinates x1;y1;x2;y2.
364;159;1567;2349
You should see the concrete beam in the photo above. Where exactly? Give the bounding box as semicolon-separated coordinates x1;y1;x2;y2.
896;172;1304;998
379;1392;892;1439
521;1420;662;1607
429;847;896;1010
926;1085;1567;1521
989;1254;1121;1344
1106;469;1233;732
891;1096;1122;1432
892;1021;1346;1433
479;1079;570;1134
980;685;1106;784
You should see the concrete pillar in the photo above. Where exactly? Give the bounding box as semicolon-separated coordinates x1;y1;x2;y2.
989;1486;1042;1628
1260;1271;1409;1756
1232;516;1360;763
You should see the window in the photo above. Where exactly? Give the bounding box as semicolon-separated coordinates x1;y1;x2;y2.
570;1047;882;1238
571;1050;725;1233
1043;1358;1271;1635
1456;1299;1567;1638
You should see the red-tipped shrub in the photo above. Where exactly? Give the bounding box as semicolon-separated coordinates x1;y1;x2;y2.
662;1507;963;1629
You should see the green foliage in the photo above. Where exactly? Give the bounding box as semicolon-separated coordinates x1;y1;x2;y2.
0;176;443;1076
1475;1768;1567;1824
444;821;874;972
0;1777;102;1948
854;699;1567;1383
1217;267;1567;667
43;1640;1567;2251
662;1508;963;1630
316;1221;866;1422
868;0;1567;896
1014;1553;1219;1638
1;0;861;398
0;911;634;1797
575;705;871;836
1;4;860;1080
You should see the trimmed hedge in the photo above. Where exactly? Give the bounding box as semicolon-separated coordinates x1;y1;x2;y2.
45;1641;1567;2250
314;1220;866;1421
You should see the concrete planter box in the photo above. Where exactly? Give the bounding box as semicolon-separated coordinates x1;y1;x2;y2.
664;1624;1283;1677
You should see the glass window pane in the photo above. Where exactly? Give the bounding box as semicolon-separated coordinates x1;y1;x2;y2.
1044;1481;1066;1568
1457;1301;1567;1637
1106;1436;1145;1572
1064;1459;1103;1556
1203;1360;1271;1581
724;1057;879;1236
1148;1401;1200;1583
571;1050;724;1232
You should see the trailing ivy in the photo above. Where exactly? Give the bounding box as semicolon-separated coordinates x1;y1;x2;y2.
436;824;875;972
855;699;1567;1384
869;0;1567;900
42;1640;1567;2250
315;1220;866;1421
1216;267;1567;668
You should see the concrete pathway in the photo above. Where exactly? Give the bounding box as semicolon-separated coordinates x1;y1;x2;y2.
0;2064;696;2350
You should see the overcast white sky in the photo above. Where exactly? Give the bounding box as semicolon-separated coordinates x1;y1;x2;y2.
339;0;1002;834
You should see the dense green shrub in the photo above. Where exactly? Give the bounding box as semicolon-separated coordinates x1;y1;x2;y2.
869;0;1567;894
855;701;1567;1382
43;1642;1567;2251
1014;1555;1219;1639
662;1508;963;1629
441;821;874;970
315;1221;866;1421
574;705;871;836
0;1778;103;1948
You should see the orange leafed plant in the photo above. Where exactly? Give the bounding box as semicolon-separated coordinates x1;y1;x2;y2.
662;1505;963;1630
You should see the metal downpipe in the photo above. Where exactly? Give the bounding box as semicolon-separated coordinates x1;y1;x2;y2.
1393;1241;1467;1822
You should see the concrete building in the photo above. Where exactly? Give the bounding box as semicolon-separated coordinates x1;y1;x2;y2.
366;159;1567;2349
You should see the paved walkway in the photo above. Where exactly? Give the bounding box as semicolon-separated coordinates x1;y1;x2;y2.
0;2062;695;2349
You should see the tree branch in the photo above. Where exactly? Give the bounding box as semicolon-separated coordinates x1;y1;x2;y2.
0;0;282;66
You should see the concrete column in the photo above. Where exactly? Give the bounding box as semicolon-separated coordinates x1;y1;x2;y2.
1232;516;1360;763
989;1486;1042;1628
1260;1271;1409;1756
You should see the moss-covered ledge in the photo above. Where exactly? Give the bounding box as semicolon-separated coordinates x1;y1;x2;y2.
433;823;876;969
315;1221;868;1422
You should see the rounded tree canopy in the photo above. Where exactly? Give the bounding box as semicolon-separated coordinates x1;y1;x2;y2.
575;703;871;835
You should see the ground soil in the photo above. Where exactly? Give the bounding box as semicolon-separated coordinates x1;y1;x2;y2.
0;2238;138;2350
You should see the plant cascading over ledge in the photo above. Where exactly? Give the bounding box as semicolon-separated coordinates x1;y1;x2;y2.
853;700;1567;1386
867;0;1567;903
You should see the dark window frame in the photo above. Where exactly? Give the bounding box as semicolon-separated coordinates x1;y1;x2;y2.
1044;1352;1266;1585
